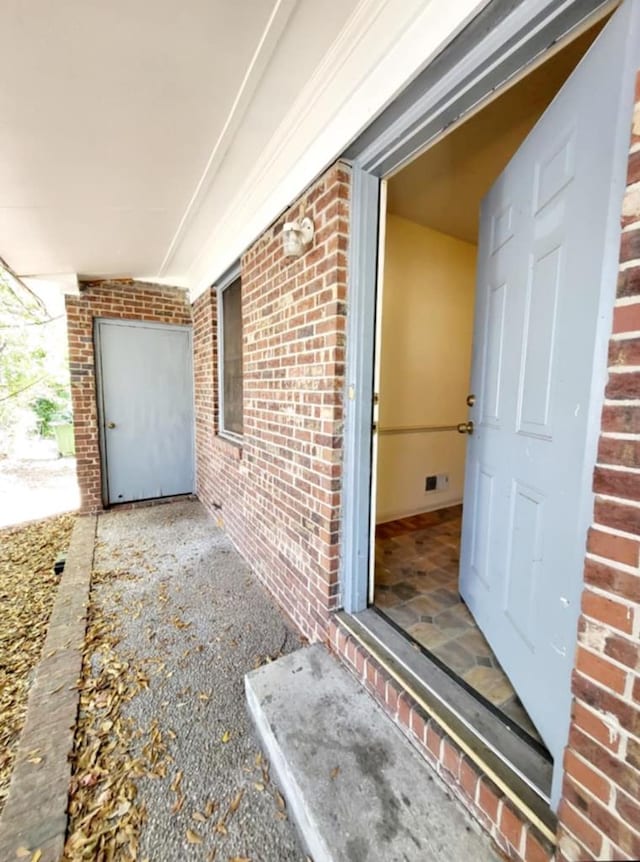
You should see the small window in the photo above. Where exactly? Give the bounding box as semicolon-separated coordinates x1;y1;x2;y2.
219;276;243;437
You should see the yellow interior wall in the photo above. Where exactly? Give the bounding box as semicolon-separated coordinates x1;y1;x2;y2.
375;214;477;523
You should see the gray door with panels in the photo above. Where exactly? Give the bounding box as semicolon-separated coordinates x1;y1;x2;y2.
459;0;640;798
97;320;195;504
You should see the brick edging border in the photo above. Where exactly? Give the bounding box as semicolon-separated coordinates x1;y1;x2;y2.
0;515;97;861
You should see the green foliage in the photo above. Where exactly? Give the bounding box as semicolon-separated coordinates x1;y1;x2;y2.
0;269;71;449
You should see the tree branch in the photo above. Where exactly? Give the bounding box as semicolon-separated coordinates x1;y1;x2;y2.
0;375;47;403
0;256;49;319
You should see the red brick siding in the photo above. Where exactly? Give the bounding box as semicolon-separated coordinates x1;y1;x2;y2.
556;77;640;862
193;159;549;862
192;162;349;642
65;279;191;513
191;82;640;862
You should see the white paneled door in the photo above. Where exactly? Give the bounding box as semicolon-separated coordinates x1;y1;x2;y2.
97;320;195;505
459;0;640;803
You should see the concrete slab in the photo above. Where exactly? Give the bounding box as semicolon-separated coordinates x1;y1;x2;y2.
246;644;500;862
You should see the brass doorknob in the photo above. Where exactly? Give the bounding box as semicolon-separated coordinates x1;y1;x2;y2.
107;422;116;429
457;421;474;435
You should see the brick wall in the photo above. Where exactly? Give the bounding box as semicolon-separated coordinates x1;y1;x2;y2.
66;279;191;513
193;162;349;642
192;85;640;862
556;77;640;862
193;158;552;861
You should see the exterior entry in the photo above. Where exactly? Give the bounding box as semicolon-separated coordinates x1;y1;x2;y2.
459;0;640;799
96;319;195;504
353;0;640;818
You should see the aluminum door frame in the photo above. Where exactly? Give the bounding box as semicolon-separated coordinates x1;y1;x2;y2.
94;317;196;506
340;0;632;810
341;0;617;610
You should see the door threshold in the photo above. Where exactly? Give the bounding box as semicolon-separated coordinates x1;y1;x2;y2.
107;493;197;511
379;607;548;755
335;608;557;843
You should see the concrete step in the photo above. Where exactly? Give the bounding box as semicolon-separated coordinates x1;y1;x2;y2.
245;644;501;862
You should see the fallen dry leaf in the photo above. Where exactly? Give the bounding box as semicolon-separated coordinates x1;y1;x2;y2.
31;852;42;862
330;766;340;780
221;730;231;744
171;793;185;814
185;828;202;845
0;514;75;815
230;789;244;813
62;570;171;861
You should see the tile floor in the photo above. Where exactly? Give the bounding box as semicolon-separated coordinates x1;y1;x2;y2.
374;506;543;744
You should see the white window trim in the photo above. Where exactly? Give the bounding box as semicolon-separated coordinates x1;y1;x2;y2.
216;261;243;442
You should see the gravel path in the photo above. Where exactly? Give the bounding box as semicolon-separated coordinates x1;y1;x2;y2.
92;500;305;862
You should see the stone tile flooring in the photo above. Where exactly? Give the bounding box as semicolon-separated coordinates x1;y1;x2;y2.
374;507;542;744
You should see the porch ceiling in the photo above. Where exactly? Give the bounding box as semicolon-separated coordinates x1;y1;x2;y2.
0;0;357;281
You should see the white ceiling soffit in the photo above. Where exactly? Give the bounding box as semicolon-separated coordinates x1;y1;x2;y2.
168;0;487;299
0;0;326;280
0;0;485;294
0;0;357;283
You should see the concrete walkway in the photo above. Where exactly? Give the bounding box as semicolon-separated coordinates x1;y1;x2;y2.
0;439;79;528
92;501;305;861
248;646;499;862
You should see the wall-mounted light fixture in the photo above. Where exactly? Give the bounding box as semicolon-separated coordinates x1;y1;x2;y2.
282;216;314;258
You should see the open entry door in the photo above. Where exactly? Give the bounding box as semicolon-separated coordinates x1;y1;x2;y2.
459;0;640;796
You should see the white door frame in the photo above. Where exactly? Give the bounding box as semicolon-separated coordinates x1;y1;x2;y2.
94;317;195;506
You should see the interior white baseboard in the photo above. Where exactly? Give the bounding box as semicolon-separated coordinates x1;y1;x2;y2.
376;498;463;525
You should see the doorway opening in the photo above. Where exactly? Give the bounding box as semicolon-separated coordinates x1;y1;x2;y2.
371;17;608;753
